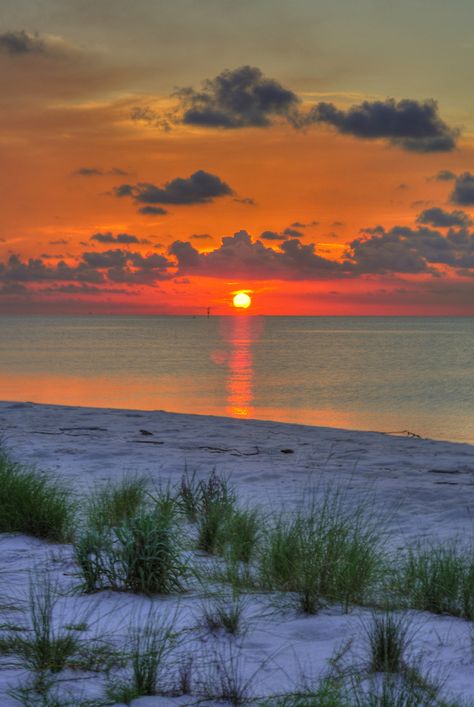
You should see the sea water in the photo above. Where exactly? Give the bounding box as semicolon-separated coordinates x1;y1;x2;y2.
0;316;472;443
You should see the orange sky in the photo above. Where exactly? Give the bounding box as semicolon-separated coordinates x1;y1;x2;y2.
0;4;473;315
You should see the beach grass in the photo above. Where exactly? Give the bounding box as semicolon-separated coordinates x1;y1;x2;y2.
0;448;73;543
258;489;383;613
85;475;148;531
395;541;474;619
364;610;413;674
106;607;177;702
75;502;186;595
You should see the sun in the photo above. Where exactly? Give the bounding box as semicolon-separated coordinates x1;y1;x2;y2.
233;292;252;309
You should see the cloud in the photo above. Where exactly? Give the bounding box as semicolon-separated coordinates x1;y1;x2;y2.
190;233;212;240
48;239;68;245
171;65;300;129
0;249;174;287
0;30;136;105
450;172;474;206
291;220;320;228
348;225;474;273
429;169;457;182
306;98;458;152
283;227;303;238
90;232;140;244
138;206;168;216
260;227;304;241
416;207;472;228
143;66;457;153
170;230;344;280
74;166;131;177
0;31;45;55
114;170;233;213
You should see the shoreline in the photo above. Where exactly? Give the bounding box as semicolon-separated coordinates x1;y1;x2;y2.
2;398;473;448
1;399;473;547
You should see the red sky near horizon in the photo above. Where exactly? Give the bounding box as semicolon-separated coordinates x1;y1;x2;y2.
0;0;473;315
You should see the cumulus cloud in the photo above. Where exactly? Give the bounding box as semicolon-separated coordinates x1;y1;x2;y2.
141;66;457;153
171;65;300;128
0;249;174;288
114;170;233;214
348;225;474;273
170;230;344;280
306;98;458;152
450;172;474;206
416;208;472;228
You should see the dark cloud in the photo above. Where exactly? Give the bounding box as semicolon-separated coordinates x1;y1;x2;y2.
42;284;134;295
172;65;300;129
0;31;45;55
291;220;320;228
115;170;232;216
138;206;168;216
306;98;458;152
417;208;472;228
90;232;140;244
190;233;212;240
260;230;286;241
450;172;474;206
0;249;174;287
48;239;68;245
114;184;134;197
283;227;303;238
170;230;344;280
74;167;103;177
74;167;131;177
260;228;303;240
430;169;457;182
348;225;474;273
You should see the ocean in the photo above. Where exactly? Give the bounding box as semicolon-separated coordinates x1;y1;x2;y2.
0;315;473;443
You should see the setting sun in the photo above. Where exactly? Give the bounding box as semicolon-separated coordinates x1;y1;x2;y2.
233;292;252;309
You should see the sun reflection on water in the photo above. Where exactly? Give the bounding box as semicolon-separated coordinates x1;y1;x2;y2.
223;315;261;418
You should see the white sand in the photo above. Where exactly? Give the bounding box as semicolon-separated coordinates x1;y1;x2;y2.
1;400;474;705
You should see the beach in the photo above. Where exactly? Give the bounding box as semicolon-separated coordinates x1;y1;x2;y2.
1;400;474;704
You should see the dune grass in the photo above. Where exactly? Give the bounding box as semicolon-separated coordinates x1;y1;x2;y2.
0;448;73;543
258;490;383;613
75;502;187;595
106;608;178;703
364;610;413;674
395;541;474;619
201;591;248;636
85;475;148;532
0;574;117;687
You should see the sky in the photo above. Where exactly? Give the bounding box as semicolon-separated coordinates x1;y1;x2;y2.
0;0;473;315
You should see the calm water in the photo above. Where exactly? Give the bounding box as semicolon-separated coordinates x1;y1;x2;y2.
0;316;473;443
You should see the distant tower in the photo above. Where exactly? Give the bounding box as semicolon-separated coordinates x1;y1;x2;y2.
207;307;211;318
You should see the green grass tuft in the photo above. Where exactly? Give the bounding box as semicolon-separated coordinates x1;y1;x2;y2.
85;475;148;531
258;490;382;613
0;448;73;543
75;504;187;595
396;541;474;619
